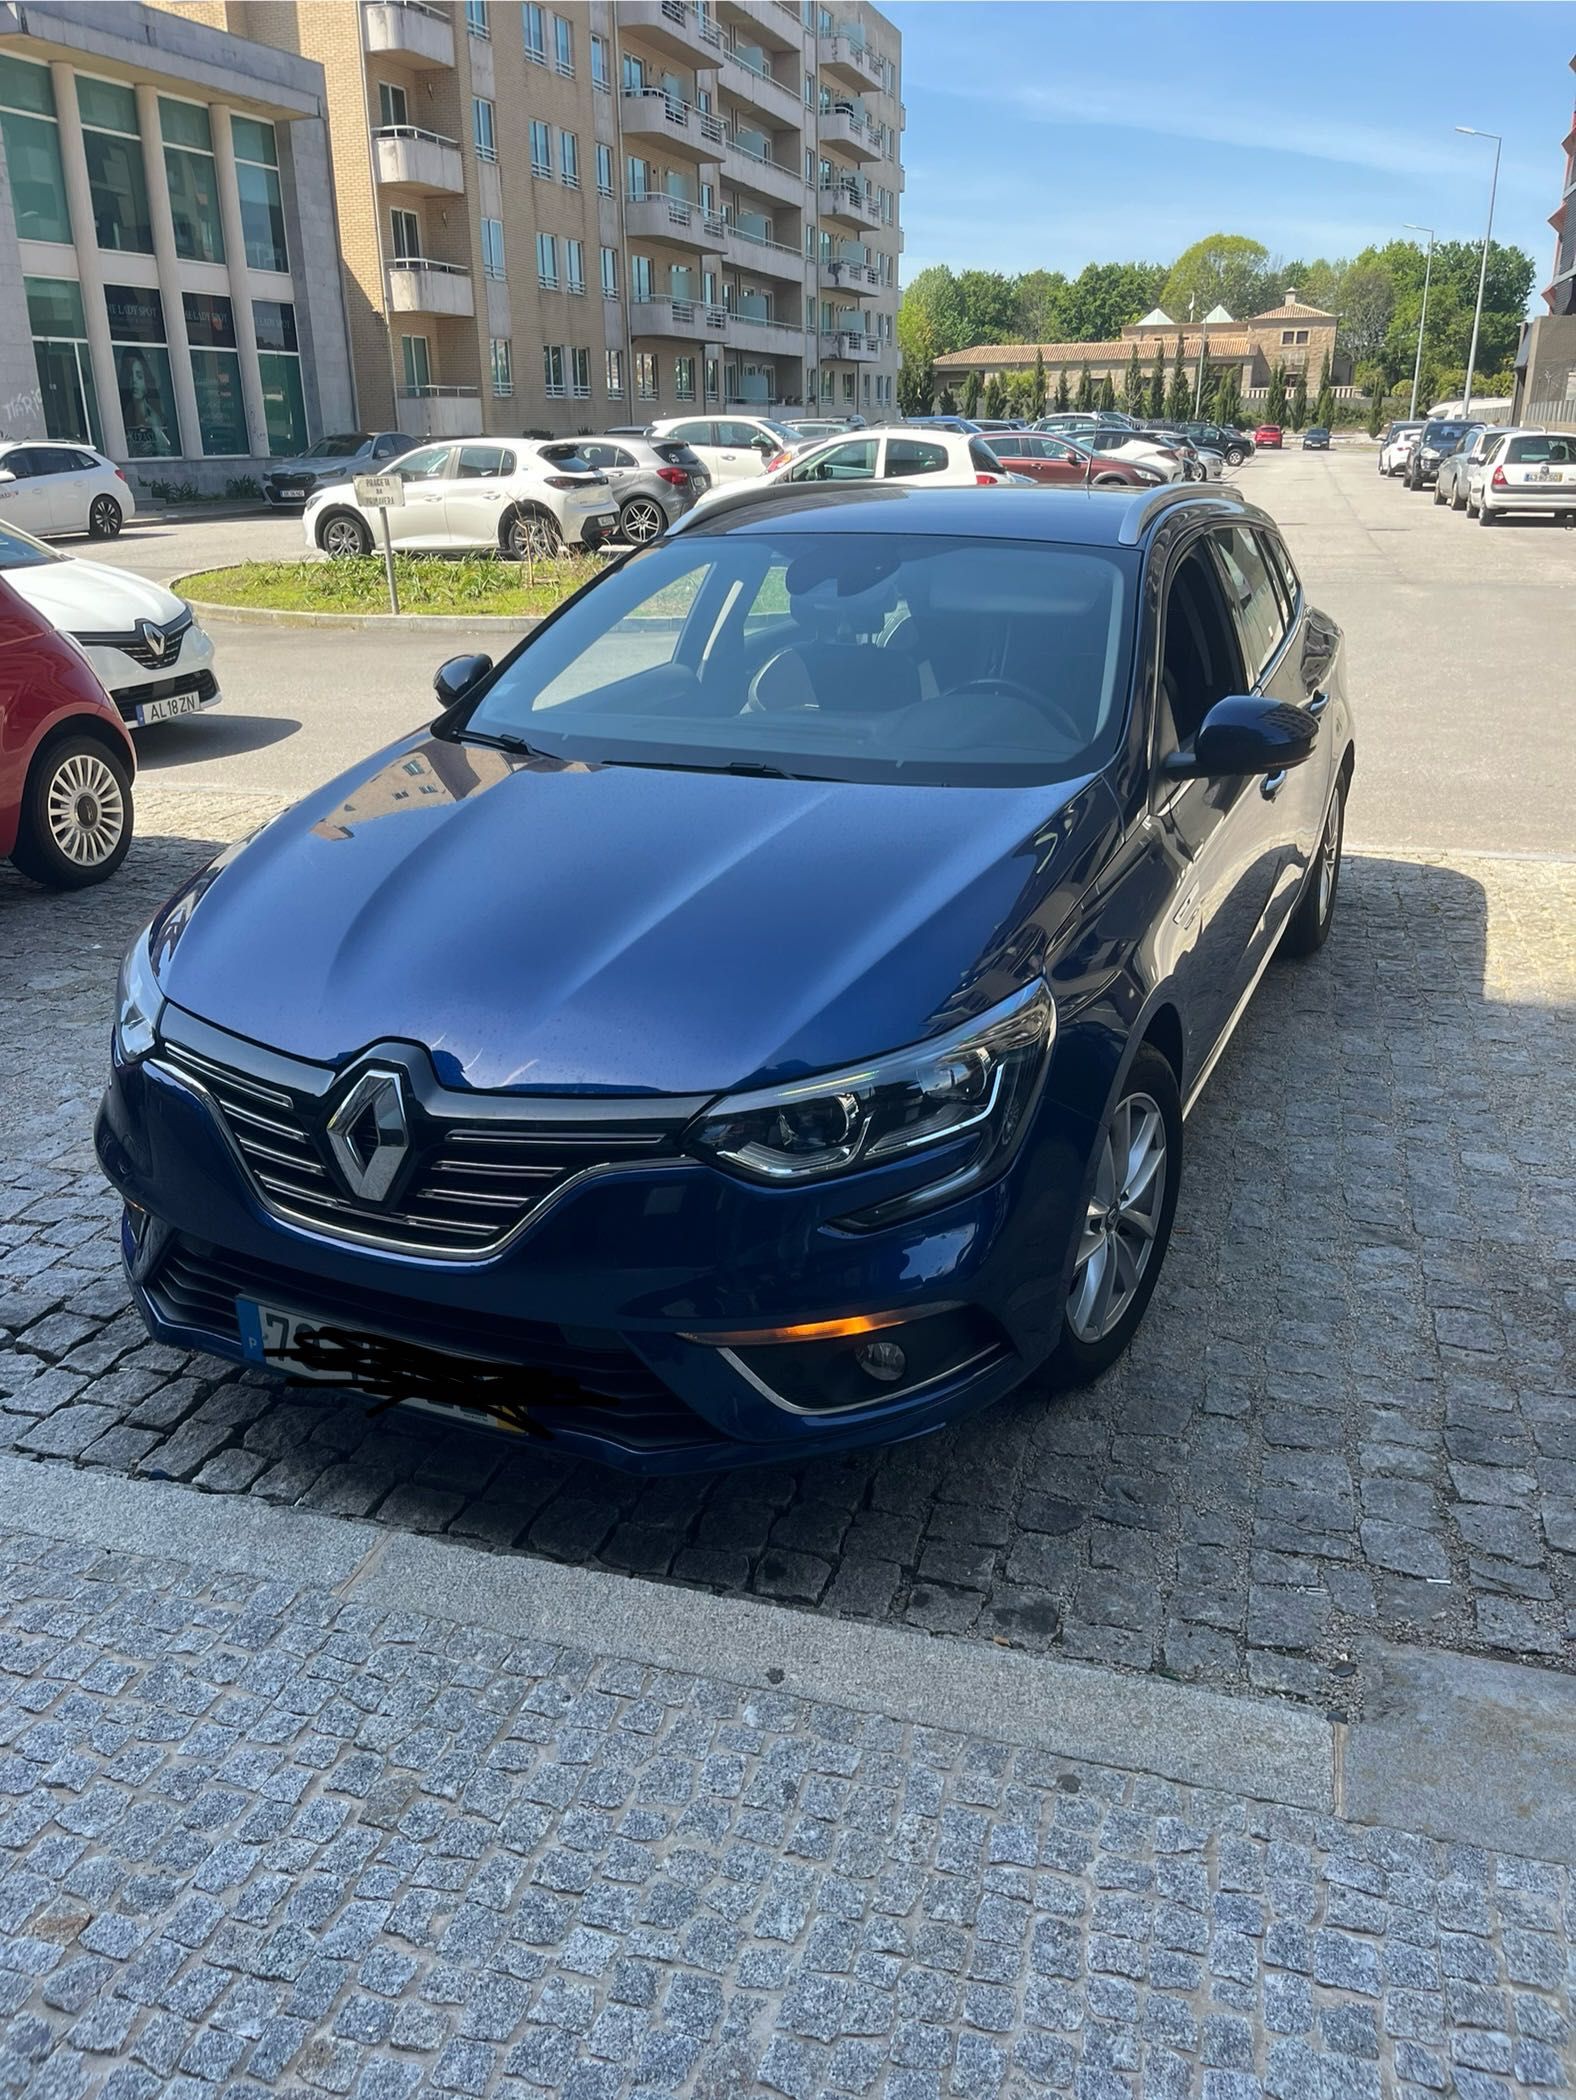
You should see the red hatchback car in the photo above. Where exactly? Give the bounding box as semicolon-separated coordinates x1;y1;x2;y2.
1253;425;1284;449
978;433;1152;487
0;572;135;888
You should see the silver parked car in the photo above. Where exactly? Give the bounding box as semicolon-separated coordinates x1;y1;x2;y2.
1434;426;1497;511
573;435;711;544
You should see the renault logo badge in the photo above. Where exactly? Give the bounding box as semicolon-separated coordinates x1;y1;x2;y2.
326;1068;409;1202
136;618;168;662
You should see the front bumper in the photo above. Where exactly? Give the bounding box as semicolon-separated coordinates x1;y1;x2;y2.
80;626;221;728
96;1010;1090;1473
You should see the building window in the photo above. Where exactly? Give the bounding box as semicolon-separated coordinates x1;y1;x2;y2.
605;348;624;396
473;98;496;161
530;119;551;176
597;246;619;302
626;156;648;201
102;284;181;456
232;115;288;273
630;254;654;302
622;53;644;92
479;217;505;279
378;81;408;128
401;333;430;391
0;57;70;245
182;290;247;455
566;239;585;294
535;231;558;288
634;351;657;400
595;142;613;196
674;355;696;401
1295;329;1309;345
26;278;101;448
543;344;565;397
490;337;513;397
804;71;815;106
571;346;590;398
466;0;490;37
522;3;545;61
390;207;421;260
77;76;152;254
591;35;610;90
253;299;308;454
553;14;574;74
705;356;719;401
159;98;224;264
560;131;579;187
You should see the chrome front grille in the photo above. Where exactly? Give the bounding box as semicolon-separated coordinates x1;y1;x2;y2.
156;1039;685;1257
77;609;192;668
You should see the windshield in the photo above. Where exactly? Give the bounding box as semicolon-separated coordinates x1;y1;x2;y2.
458;525;1137;788
1422;421;1473;448
0;521;64;570
306;434;369;458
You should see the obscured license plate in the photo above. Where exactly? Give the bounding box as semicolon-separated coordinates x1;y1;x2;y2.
1534;466;1565;481
276;485;307;498
137;691;203;724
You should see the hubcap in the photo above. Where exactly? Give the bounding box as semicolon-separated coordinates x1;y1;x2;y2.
623;500;663;543
47;753;123;867
92;498;119;535
1067;1091;1167;1344
1317;796;1341;923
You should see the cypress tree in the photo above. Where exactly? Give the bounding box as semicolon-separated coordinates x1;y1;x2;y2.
1147;349;1165;420
1032;347;1047;418
1123;343;1144;416
1290;369;1308;430
963;370;981;416
1075;361;1093;411
1054;367;1070;412
1165;334;1190;420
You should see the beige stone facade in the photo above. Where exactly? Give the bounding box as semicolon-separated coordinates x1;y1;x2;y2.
154;0;904;436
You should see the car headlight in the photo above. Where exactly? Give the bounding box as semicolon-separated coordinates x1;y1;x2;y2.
114;929;164;1064
685;983;1054;1206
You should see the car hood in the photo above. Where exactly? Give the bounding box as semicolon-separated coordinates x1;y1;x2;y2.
153;731;1118;1096
6;558;184;631
267;455;360;478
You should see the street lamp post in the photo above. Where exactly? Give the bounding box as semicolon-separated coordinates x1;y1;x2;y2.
1403;223;1435;419
1455;125;1502;416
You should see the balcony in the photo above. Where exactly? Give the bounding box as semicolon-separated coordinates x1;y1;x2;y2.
727;311;804;357
722;221;805;281
720;42;804;127
719;0;799;50
395;386;483;438
819;177;879;232
819;31;882;93
820;104;879;162
620;87;727;166
722;131;804;207
820;327;878;363
617;0;724;66
822;257;880;300
629;295;728;341
363;0;455;68
387;258;475;316
624;191;724;254
373;126;465;196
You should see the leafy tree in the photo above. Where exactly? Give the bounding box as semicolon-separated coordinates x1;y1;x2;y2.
1054;367;1070;412
1165;335;1191;420
962;370;981;416
1014;268;1071;343
1097;374;1116;412
1161;233;1274;323
1265;362;1288;424
1122;344;1144;415
1338;264;1396;372
1147;349;1165;420
937;385;957;414
896;302;936;415
1063;260;1168;341
1289;369;1308;429
1074;361;1093;411
899;265;966;357
1005;370;1038;415
1311;352;1335;428
954;269;1019;347
1032;348;1047;418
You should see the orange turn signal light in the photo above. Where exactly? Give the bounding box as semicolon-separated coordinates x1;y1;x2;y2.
679;1306;953;1348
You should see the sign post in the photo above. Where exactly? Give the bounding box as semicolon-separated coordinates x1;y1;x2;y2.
352;473;405;614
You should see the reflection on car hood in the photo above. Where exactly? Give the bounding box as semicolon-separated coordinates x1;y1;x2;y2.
267;455;361;478
155;731;1115;1095
6;558;185;632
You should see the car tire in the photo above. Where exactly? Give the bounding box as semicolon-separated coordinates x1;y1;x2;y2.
618;496;666;545
1226;448;1247;467
1452;482;1467;511
508;508;561;560
320;512;372;557
1433;480;1446;505
8;734;133;890
1478;501;1496;526
88;494;123;539
1280;777;1345;960
1047;1044;1183;1388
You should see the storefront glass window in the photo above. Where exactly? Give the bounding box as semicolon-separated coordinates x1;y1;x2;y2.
232;115;288;273
105;283;181;456
77;76;153;254
253;299;306;454
26;277;102;448
0;56;70;244
160;97;224;263
183;292;246;454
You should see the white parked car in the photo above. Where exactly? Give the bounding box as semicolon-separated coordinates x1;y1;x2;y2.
0;518;218;727
1078;429;1186;482
1467;428;1576;524
744;427;1026;492
648;413;803;486
1379;422;1425;476
303;439;618;559
0;439;135;541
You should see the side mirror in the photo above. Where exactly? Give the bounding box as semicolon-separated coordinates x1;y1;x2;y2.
1164;694;1319;781
433;654;493;707
0;469;14;484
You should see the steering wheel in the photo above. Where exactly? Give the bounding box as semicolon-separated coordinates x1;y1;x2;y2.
947;677;1085;746
744;647;812;714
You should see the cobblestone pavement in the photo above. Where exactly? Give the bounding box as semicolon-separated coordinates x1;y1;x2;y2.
2;1526;1573;2100
2;790;1574;1715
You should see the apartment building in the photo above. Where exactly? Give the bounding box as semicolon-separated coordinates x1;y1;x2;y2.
155;0;903;438
1513;49;1576;427
0;0;353;488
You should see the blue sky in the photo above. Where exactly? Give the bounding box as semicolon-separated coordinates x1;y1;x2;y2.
892;2;1573;305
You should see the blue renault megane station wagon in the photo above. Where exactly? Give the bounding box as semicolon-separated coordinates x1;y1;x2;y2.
98;483;1354;1472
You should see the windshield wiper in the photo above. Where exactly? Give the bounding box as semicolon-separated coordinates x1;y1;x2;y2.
597;756;809;780
454;727;557;761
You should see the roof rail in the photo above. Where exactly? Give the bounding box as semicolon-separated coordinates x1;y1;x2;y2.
1115;485;1246;546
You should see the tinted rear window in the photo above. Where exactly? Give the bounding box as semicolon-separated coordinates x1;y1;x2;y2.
652;442;700;466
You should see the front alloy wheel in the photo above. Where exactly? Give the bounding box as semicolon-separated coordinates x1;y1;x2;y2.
9;736;133;889
618;496;666;545
88;494;123;539
321;514;371;557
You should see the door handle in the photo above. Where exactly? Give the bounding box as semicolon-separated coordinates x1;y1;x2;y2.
1306;690;1331;717
1261;771;1287;800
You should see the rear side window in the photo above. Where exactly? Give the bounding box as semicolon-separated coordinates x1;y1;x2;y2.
456;445;508;478
884;438;948;477
666;421;713;445
968;440;1003;474
653;441;699;467
1209;525;1288;684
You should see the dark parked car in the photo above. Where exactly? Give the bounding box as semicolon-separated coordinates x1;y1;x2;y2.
98;484;1354;1472
1301;427;1331;451
1184;423;1253;467
1406;419;1483;491
262;432;418;507
1;571;136;888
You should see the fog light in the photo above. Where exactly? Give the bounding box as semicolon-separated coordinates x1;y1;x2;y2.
856;1340;906;1384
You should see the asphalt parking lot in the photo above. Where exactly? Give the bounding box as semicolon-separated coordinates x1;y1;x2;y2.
4;447;1572;1720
